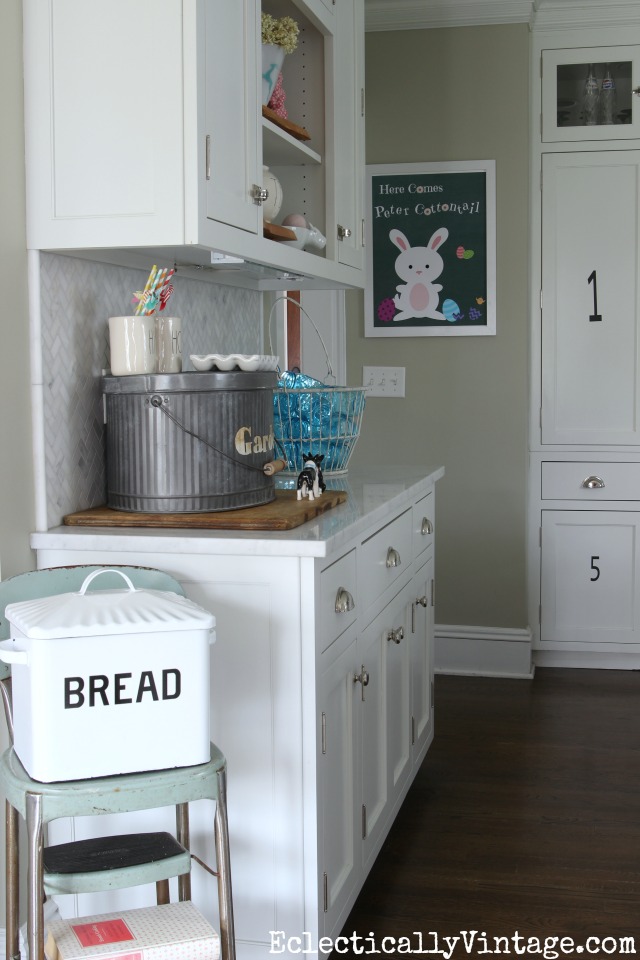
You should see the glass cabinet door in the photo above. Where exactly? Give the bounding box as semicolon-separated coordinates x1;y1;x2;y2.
542;45;640;142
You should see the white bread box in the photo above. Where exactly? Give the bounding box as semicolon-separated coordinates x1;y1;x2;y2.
0;569;215;783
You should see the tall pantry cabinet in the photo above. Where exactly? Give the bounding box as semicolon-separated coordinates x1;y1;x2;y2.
529;13;640;666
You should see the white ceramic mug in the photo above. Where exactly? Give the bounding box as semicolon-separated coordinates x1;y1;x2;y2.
108;316;157;376
156;316;182;374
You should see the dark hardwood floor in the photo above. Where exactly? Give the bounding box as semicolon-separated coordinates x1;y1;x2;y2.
339;669;640;956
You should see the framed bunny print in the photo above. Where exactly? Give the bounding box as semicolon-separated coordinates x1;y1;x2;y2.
364;160;496;337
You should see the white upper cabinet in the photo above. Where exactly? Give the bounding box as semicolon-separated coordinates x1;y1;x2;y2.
22;0;365;290
541;45;640;143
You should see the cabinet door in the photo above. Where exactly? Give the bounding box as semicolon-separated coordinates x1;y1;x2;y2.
203;0;261;234
542;46;640;143
541;510;640;646
319;631;360;937
359;607;388;868
411;556;434;761
541;151;640;445
332;0;365;269
24;0;185;249
360;582;412;869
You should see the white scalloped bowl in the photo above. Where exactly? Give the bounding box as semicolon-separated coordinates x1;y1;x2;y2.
190;354;279;372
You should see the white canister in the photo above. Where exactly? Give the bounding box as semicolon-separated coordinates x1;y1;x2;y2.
108;316;157;376
262;166;283;223
156;316;182;374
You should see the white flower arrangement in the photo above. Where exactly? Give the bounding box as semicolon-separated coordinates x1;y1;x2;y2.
261;13;299;54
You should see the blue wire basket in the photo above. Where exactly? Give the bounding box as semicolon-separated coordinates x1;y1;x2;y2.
273;386;366;476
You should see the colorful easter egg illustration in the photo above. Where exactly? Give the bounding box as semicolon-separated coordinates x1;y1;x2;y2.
377;298;396;323
442;299;461;323
456;246;475;260
464;249;474;259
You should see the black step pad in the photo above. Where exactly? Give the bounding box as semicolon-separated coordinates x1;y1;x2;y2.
44;832;187;874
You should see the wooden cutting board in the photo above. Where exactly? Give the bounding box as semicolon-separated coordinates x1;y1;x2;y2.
64;489;347;531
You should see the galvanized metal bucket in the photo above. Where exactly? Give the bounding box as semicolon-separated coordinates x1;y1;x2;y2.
102;371;277;513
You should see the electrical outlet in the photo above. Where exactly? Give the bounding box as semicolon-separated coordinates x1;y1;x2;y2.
362;366;406;398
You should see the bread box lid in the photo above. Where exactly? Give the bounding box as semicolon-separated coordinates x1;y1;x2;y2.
5;569;215;640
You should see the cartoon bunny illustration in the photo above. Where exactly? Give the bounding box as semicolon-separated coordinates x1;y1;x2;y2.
390;227;449;322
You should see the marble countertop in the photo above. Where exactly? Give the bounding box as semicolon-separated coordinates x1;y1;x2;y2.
31;465;444;559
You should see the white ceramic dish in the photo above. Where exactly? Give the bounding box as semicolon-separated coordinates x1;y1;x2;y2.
190;354;280;372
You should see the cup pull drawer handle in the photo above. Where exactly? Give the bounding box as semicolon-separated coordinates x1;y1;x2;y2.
335;586;355;614
386;547;401;569
421;517;434;536
582;476;605;490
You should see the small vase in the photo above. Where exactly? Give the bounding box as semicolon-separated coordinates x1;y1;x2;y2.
262;43;285;106
262;166;283;222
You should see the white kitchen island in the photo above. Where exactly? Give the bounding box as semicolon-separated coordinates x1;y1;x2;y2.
30;466;443;958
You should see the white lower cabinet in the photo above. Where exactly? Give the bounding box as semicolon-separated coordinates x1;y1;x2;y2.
32;471;440;958
319;557;434;933
533;457;640;659
541;510;640;647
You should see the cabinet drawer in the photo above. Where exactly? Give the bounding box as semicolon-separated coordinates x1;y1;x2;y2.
412;492;434;560
361;510;412;611
542;462;640;501
319;549;357;652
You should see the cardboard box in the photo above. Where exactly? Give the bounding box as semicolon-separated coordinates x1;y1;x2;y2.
44;901;220;960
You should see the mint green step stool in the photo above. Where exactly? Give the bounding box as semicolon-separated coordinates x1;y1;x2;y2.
0;565;235;960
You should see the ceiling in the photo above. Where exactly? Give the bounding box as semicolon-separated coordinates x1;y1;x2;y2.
364;0;640;31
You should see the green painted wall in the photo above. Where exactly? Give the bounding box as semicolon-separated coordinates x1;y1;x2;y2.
348;24;530;629
0;0;35;579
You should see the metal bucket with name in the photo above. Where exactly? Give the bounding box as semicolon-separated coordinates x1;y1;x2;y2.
102;371;277;513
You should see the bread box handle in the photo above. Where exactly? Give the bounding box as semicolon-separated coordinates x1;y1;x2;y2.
0;640;28;665
78;569;136;595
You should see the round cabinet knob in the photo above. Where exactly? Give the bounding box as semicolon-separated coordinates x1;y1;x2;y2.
250;184;269;204
335;586;355;614
386;547;401;569
386;626;404;644
353;667;370;700
582;476;605;490
421;517;434;536
337;224;352;240
633;87;640;96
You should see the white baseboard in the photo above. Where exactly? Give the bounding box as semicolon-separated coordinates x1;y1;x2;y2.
435;624;534;679
533;649;640;669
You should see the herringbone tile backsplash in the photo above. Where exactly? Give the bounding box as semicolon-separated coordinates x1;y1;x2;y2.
40;254;262;528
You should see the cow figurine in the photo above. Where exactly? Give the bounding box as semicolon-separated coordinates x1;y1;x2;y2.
296;453;326;501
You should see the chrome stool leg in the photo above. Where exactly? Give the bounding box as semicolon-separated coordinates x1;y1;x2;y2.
5;801;19;960
215;766;235;960
26;792;44;960
176;802;191;902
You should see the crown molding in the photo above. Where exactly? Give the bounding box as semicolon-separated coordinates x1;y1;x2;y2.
532;0;640;29
365;0;534;32
365;0;640;32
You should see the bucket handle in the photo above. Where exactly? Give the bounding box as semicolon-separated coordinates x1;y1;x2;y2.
267;295;336;385
149;396;269;475
78;569;136;595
